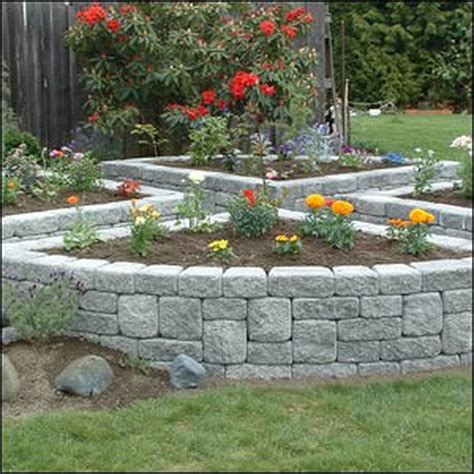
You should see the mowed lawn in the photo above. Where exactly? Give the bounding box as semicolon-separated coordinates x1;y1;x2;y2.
2;370;471;472
351;114;472;161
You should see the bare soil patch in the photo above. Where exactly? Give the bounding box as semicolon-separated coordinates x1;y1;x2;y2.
2;189;144;217
2;336;170;421
410;190;472;209
156;158;398;181
48;221;469;270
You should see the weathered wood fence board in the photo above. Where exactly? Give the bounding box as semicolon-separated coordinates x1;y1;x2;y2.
2;1;327;149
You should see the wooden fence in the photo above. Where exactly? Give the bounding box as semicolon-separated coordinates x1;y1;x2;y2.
2;2;328;149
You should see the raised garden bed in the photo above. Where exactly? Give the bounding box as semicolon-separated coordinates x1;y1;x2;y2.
48;220;468;270
156;157;399;181
2;188;146;217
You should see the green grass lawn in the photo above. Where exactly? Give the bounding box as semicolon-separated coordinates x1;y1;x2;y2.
3;370;471;472
351;114;472;161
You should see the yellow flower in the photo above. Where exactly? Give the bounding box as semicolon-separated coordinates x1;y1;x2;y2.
409;208;435;224
275;235;290;242
140;204;154;213
289;235;300;242
7;180;16;191
208;239;229;251
331;200;354;216
151;211;161;219
305;194;326;210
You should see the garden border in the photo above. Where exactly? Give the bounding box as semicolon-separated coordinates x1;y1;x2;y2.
2;180;183;242
2;211;471;380
101;157;461;212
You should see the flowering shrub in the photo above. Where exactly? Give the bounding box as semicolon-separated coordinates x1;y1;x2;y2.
413;148;440;196
1;176;21;205
117;179;142;198
300;194;355;249
274;234;303;255
66;3;317;146
130;201;167;256
208;239;234;261
3;144;40;191
227;188;278;237
49;147;102;193
387;208;435;255
450;136;472;198
189;116;231;165
63;196;101;251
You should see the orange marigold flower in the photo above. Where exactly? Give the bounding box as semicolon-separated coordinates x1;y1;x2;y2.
331;200;354;216
409;208;435;224
305;194;326;209
66;195;80;206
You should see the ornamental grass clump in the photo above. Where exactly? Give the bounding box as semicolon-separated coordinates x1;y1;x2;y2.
208;239;234;262
300;194;355;249
130;201;167;257
63;195;101;251
387;208;435;255
274;234;303;255
228;188;278;237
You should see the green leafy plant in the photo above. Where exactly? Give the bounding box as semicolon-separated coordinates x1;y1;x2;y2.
119;353;152;376
63;196;101;251
175;172;220;233
387;208;435;255
2;275;81;341
300;194;355;249
31;176;65;203
458;153;472;199
339;153;364;169
228;188;278;237
413;148;440;196
130;202;167;257
3;144;40;191
189;116;231;166
1;176;21;205
207;239;235;262
274;234;303;255
131;123;167;157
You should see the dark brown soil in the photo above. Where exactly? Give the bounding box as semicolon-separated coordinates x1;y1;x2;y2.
156;158;398;180
410;190;472;209
2;189;145;217
49;221;469;270
2;336;170;421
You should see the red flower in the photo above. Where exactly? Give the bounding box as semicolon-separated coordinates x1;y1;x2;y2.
229;71;260;100
325;198;335;207
286;7;305;22
88;112;99;123
242;32;252;41
303;13;314;24
107;18;121;33
201;90;217;106
243;189;256;207
76;2;106;26
259;20;276;36
217;99;227;111
259;84;276;96
282;25;298;40
196;105;210;117
119;4;137;15
117;179;141;198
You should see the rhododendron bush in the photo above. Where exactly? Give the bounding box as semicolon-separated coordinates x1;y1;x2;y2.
66;2;318;151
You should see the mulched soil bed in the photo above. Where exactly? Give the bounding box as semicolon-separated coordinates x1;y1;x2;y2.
2;336;170;421
156;159;398;180
50;221;469;270
409;190;472;209
2;189;145;217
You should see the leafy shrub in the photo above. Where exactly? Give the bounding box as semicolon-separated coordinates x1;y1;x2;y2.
4;126;42;159
189;116;231;166
1;176;21;205
3;144;40;191
2;275;81;341
459;154;472;199
228;189;278;237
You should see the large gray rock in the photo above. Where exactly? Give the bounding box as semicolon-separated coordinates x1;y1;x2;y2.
2;354;20;401
170;354;206;389
55;355;114;397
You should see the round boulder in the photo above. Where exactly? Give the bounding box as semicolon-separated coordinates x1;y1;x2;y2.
2;354;20;402
55;355;114;397
170;354;206;390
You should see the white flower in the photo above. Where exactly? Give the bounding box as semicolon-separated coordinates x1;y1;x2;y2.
450;135;472;152
427;150;435;157
414;147;422;153
188;171;205;184
135;216;146;226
